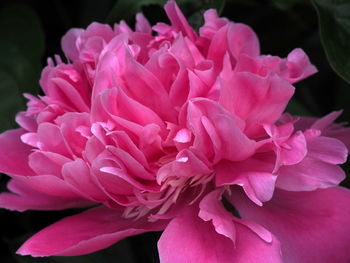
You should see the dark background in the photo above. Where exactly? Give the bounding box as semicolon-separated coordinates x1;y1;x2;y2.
0;0;349;262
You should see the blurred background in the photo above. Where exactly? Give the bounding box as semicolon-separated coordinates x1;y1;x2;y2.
0;0;349;262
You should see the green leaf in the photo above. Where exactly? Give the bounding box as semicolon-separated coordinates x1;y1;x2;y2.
271;0;296;10
312;0;350;84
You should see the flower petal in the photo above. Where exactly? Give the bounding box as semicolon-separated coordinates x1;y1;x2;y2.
158;204;282;263
199;189;236;242
0;179;91;212
276;156;346;191
0;129;35;176
215;154;276;205
17;206;167;256
135;13;152;34
164;1;197;41
219;72;294;137
62;158;107;202
306;135;347;165
9;173;81;198
61;28;84;61
283;48;317;83
231;187;350;263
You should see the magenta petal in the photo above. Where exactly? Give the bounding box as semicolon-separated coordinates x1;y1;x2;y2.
231;187;350;263
232;223;282;263
0;129;34;176
0;180;91;212
16;111;37;132
199;189;236;242
306;135;347;165
158;204;282;263
215;156;276;205
10;174;81;198
62;158;107;202
111;45;177;123
276;156;346;191
28;151;70;178
17;206;167;256
227;22;260;59
284;48;317;83
219;72;294;137
61;28;84;61
211;114;256;162
279;131;307;165
135;13;152;34
157;149;212;183
164;1;197;41
200;9;228;39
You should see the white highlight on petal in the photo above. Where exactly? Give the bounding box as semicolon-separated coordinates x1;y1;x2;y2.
173;128;192;143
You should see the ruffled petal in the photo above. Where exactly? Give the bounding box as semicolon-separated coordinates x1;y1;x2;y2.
215;154;276;205
219;72;294;137
199;189;237;242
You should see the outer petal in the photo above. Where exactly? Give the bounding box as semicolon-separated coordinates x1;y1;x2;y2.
294;111;350;151
158;203;282;263
0;180;91;212
0;129;35;176
8;174;83;199
306;135;347;165
17;206;167;257
230;187;350;263
276;128;347;191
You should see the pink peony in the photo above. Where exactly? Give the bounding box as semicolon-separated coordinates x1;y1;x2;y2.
1;1;350;262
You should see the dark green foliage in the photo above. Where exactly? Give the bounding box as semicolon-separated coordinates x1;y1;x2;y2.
0;4;44;131
312;0;350;84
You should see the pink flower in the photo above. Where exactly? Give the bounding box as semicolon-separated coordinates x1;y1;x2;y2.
1;1;350;262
